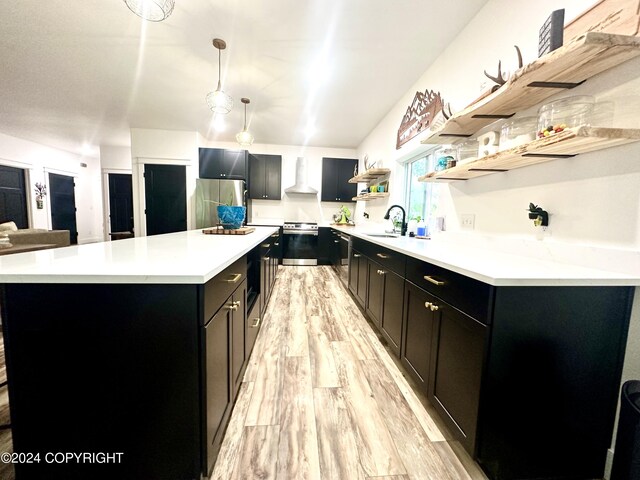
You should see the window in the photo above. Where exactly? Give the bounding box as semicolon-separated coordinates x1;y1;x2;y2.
405;153;439;222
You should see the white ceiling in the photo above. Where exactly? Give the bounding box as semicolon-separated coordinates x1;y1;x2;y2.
0;0;489;156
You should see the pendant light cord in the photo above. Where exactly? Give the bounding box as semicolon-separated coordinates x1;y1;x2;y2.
217;48;222;90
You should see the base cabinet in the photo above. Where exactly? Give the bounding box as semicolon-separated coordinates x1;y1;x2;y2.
348;249;367;307
365;259;384;327
230;281;247;395
428;295;487;455
401;281;437;392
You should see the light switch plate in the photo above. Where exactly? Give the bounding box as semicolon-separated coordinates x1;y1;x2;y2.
461;214;475;230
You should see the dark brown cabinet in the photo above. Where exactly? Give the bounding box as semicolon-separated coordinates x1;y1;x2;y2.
248;154;281;200
428;294;487;455
231;281;247;395
199;148;248;180
365;259;384;327
321;157;358;202
348;249;367;307
380;268;404;355
401;281;437;392
245;294;261;356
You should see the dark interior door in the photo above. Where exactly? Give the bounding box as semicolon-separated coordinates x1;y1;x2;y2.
0;165;28;228
144;164;186;236
108;173;133;234
49;173;78;244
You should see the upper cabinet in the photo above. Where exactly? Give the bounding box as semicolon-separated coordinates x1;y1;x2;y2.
199;148;248;180
321;157;358;202
248;154;282;200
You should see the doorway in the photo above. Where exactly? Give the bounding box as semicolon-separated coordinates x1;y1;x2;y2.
49;173;78;244
107;173;134;238
0;165;28;228
144;164;186;236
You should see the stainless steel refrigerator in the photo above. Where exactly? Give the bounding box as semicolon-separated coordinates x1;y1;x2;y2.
195;179;247;229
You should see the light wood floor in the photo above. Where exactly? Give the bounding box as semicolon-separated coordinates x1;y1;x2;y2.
212;266;488;480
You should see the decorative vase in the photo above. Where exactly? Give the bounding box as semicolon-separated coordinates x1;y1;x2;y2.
216;205;246;229
36;199;44;210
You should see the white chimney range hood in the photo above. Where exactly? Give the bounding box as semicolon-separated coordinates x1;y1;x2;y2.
284;157;318;195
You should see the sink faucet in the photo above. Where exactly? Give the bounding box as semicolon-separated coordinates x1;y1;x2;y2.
384;205;407;236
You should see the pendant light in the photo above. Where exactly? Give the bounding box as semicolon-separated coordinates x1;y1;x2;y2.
123;0;175;22
206;39;233;114
236;98;254;146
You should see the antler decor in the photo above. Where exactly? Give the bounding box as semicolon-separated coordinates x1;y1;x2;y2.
484;46;523;92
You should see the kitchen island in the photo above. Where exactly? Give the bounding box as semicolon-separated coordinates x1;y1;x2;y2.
0;227;278;480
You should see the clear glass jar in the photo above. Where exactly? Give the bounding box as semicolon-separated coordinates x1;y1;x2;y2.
537;95;595;138
456;139;478;164
434;147;456;171
499;116;537;150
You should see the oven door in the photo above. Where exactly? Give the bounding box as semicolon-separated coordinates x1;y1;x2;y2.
282;231;318;266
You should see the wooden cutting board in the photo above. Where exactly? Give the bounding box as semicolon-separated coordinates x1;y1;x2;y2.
202;226;256;235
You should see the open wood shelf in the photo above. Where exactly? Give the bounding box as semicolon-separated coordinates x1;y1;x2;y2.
352;192;390;201
349;168;391;183
420;32;640;145
418;126;640;182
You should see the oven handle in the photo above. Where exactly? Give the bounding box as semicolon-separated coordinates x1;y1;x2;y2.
283;231;318;236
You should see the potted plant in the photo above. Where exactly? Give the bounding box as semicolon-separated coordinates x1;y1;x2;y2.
34;182;47;209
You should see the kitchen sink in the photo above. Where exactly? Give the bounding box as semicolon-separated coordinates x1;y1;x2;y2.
365;233;400;238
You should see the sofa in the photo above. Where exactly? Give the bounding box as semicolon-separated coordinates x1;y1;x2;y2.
0;222;70;256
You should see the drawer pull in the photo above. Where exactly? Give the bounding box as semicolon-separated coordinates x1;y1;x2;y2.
226;304;238;311
353;254;361;258
264;256;270;261
232;300;241;306
224;273;243;283
423;275;444;286
425;301;432;309
274;242;279;246
261;243;271;248
376;253;390;259
251;317;260;328
334;240;340;243
377;269;386;275
430;304;440;312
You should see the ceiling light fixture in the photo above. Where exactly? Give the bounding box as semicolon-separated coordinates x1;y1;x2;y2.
236;98;254;146
206;39;233;115
123;0;175;22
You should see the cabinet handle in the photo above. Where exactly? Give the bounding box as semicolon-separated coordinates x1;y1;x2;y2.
261;243;271;248
223;273;242;283
226;304;238;311
334;240;340;243
376;253;390;259
274;242;279;246
264;256;270;261
377;269;386;275
430;304;440;312
423;275;444;286
353;254;361;258
425;301;432;309
232;300;241;306
250;317;260;328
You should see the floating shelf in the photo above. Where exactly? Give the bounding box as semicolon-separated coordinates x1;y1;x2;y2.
352;192;391;201
349;168;391;183
418;127;640;182
420;32;640;145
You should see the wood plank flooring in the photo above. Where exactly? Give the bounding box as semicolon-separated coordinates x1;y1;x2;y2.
213;266;488;480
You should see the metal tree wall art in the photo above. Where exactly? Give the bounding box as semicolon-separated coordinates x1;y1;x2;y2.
396;89;444;149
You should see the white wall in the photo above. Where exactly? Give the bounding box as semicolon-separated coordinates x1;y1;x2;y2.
0;132;103;243
200;139;358;225
354;0;640;471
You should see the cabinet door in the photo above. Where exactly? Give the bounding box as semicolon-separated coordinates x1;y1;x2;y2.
248;154;265;199
380;269;404;356
223;150;247;179
264;155;282;199
321;158;339;202
429;298;487;454
348;249;360;298
335;159;357;201
317;228;333;265
245;295;261;356
366;259;384;328
231;280;247;395
401;281;436;392
355;253;367;307
204;305;231;470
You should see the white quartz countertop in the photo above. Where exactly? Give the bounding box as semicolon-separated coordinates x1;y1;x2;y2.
330;225;640;287
0;227;278;284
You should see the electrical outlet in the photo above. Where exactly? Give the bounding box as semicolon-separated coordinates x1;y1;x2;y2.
460;214;475;230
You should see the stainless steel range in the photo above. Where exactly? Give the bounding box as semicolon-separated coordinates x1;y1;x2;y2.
282;221;318;266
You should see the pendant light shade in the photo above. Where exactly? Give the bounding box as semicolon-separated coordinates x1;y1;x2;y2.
124;0;175;22
206;39;233;114
236;98;254;146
